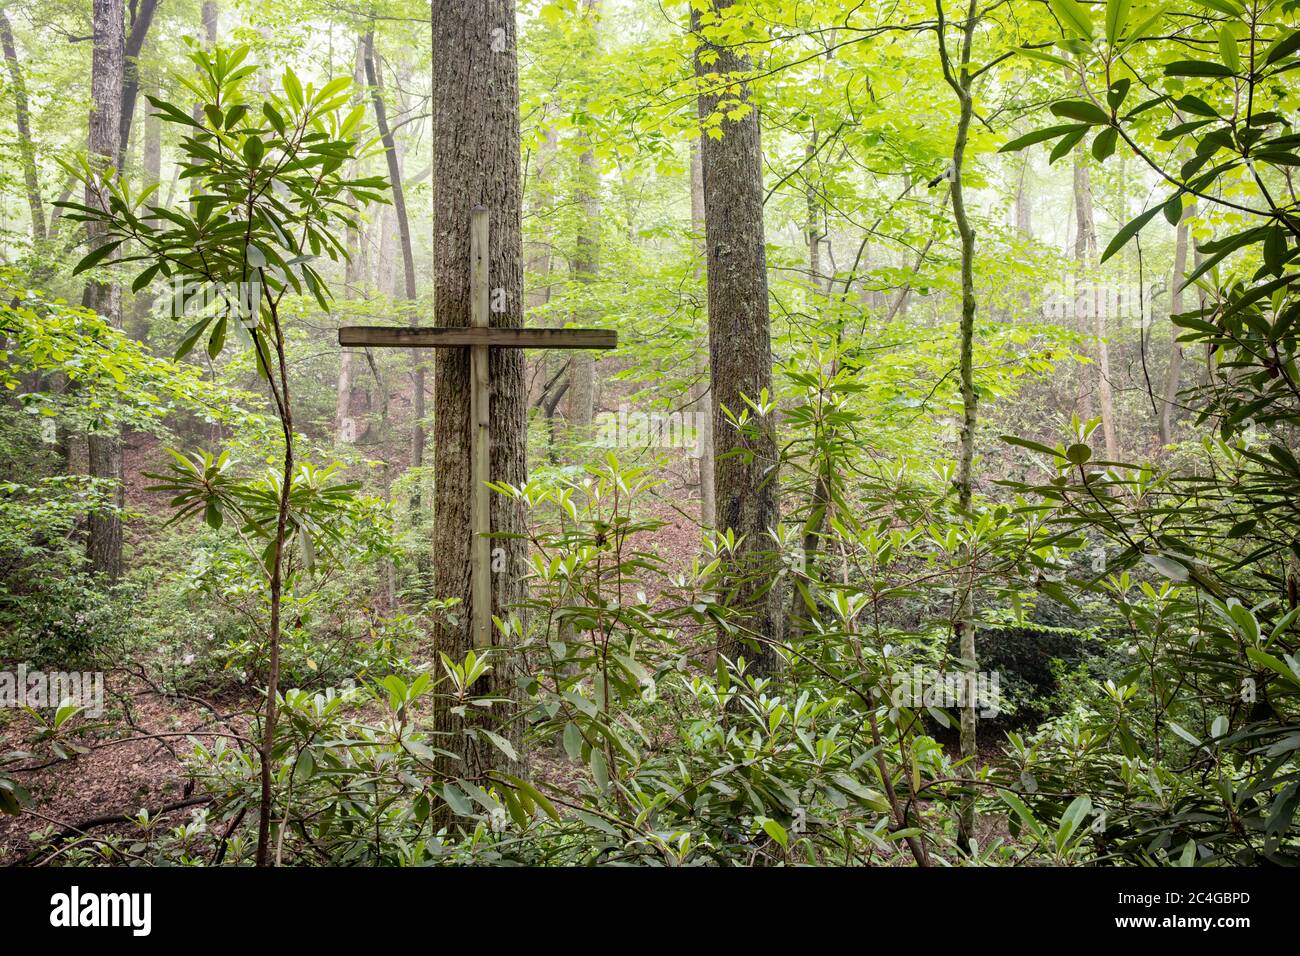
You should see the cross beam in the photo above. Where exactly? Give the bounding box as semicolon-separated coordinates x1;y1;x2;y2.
337;206;617;649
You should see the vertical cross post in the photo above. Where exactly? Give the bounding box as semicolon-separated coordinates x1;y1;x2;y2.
338;208;615;652
469;206;492;649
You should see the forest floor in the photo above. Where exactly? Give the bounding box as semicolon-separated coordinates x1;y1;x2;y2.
2;434;1011;863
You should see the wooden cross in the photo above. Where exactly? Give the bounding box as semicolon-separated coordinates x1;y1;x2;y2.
338;206;617;648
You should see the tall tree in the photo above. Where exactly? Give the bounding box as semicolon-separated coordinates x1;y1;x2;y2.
430;0;529;777
563;0;603;428
83;0;125;582
115;0;160;172
937;0;980;853
0;6;45;245
565;142;599;426
693;0;782;675
1160;201;1195;444
689;137;715;530
1072;155;1118;459
364;31;423;505
128;74;161;340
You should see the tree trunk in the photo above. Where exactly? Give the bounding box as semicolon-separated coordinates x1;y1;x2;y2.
129;75;161;341
1013;156;1031;239
364;32;423;503
84;0;125;584
1073;156;1117;458
0;7;46;245
524;126;557;409
431;0;528;780
1160;201;1194;445
345;37;366;292
694;0;782;675
689;138;715;529
116;0;159;172
938;0;980;853
565;143;598;427
806;131;824;297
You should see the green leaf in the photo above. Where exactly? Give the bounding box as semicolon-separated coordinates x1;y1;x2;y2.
761;818;789;848
1117;2;1172;54
1163;193;1184;225
1092;126;1119;160
1049;125;1090;163
1218;26;1241;72
1168;722;1201;747
1014;46;1074;69
1188;0;1244;16
1164;60;1236;78
1051;100;1111;125
71;239;124;276
174;315;214;361
242;135;265;167
1246;648;1300;687
1101;203;1164;263
207;315;227;359
1105;0;1130;43
441;782;474;816
1264;29;1300;66
590;748;609;792
562;721;584;761
1142;553;1189;582
1050;0;1094;38
999;123;1085;152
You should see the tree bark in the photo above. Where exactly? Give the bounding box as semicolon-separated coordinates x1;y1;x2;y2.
1160;201;1194;444
116;0;160;173
431;0;528;779
806;131;824;297
0;6;46;245
524;125;557;409
84;0;125;584
937;0;979;853
129;74;161;340
1073;156;1117;458
694;0;782;675
689;138;715;529
364;32;423;502
345;37;366;292
566;142;598;426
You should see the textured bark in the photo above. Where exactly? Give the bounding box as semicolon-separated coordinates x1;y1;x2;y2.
431;0;528;778
1073;157;1117;458
694;0;782;674
806;132;824;296
129;76;161;341
1013;156;1032;239
938;0;979;853
0;7;45;244
335;348;358;442
689;138;715;529
345;37;366;291
84;0;125;584
563;0;602;428
364;32;423;498
201;1;217;44
1160;201;1194;445
565;144;598;426
524;126;557;409
115;0;159;172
